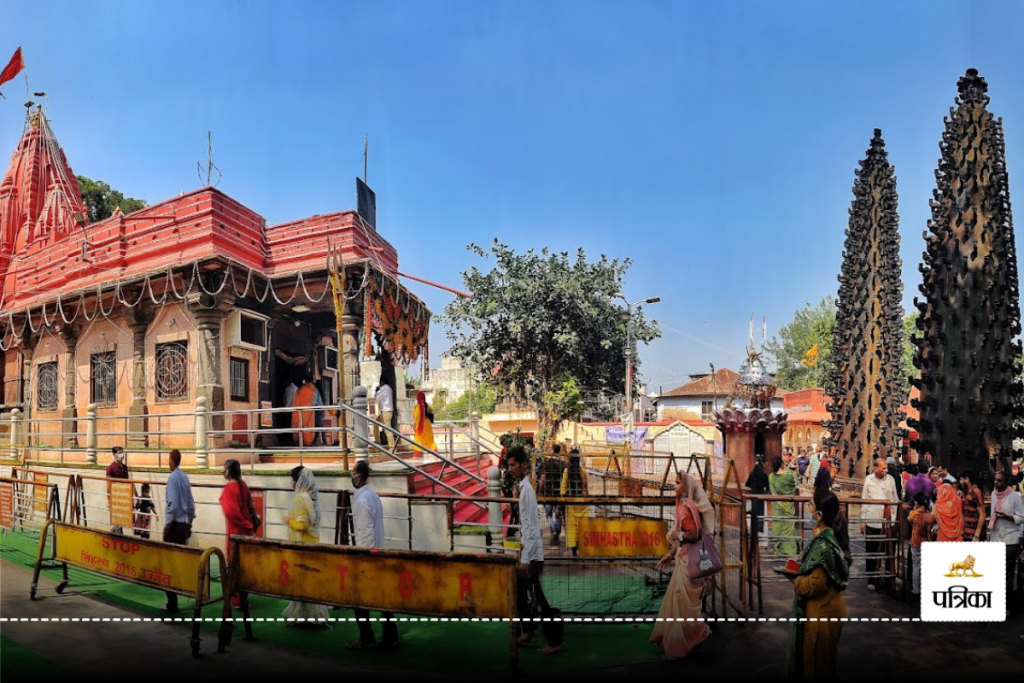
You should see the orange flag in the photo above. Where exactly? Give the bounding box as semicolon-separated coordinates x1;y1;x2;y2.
0;47;25;98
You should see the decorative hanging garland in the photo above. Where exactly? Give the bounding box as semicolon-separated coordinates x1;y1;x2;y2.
363;267;430;366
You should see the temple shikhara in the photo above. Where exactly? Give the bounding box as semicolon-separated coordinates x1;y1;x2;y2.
0;105;430;463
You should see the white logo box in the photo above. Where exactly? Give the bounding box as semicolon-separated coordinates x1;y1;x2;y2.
920;541;1006;622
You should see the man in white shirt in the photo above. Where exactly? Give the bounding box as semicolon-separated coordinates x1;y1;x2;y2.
346;460;399;650
990;471;1024;607
374;382;394;448
860;457;899;591
808;446;823;484
507;445;563;655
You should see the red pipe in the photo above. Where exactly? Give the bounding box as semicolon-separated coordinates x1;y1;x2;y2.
397;271;470;298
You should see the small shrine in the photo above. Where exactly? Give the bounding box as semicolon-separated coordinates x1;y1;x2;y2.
714;320;788;485
0;104;431;464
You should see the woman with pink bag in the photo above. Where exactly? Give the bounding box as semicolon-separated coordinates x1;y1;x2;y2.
650;471;716;660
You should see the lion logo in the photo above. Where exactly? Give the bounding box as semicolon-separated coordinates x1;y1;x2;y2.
944;555;982;577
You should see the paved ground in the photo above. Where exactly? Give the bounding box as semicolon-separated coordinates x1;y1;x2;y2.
4;557;1024;682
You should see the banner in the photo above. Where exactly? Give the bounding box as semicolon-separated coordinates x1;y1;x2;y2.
577;518;668;557
604;426;648;448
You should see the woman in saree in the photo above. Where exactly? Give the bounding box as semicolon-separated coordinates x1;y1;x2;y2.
282;467;331;628
770;456;799;557
560;450;589;556
785;492;849;681
219;459;255;608
412;391;437;454
651;471;716;660
934;481;964;542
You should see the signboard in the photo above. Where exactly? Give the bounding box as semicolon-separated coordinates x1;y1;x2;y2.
260;401;273;428
605;426;649;448
0;481;13;529
33;472;48;514
250;489;265;539
54;523;205;596
234;541;514;618
109;482;134;529
577;518;668;557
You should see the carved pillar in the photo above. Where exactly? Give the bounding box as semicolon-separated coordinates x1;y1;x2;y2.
125;306;154;448
340;312;361;453
60;326;80;448
187;289;235;433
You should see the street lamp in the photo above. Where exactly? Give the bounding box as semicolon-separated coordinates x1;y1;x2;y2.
618;295;661;435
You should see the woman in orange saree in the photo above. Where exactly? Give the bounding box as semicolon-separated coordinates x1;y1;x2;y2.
291;378;321;447
412;391;437;454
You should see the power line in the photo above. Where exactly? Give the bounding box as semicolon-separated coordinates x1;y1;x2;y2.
658;322;743;359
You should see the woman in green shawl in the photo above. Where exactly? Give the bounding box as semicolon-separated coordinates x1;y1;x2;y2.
769;457;798;556
784;492;850;681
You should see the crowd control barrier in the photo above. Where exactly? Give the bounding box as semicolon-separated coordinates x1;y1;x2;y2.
31;520;231;658
225;536;521;672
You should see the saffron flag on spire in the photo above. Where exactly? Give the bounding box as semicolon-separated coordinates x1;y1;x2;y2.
0;47;25;98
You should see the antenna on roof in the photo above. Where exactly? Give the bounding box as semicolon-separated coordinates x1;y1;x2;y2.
197;131;222;188
363;134;368;183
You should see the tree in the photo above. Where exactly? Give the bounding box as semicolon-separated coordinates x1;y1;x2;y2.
77;175;147;223
764;297;837;391
824;130;907;478
434;383;499;422
909;69;1023;481
441;240;659;446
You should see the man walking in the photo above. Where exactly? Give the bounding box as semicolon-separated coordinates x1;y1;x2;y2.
507;445;563;655
163;449;195;612
797;448;811;484
347;459;399;650
860;457;899;591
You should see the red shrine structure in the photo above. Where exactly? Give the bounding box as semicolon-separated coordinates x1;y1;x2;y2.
0;106;430;462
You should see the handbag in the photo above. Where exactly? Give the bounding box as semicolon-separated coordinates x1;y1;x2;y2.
682;500;723;580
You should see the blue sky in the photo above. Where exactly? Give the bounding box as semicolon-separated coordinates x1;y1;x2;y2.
3;1;1023;392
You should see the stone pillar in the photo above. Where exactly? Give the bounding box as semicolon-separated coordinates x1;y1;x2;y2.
125;308;153;449
187;289;234;433
352;386;369;464
19;332;35;413
60;327;79;448
340;311;361;453
487;466;503;552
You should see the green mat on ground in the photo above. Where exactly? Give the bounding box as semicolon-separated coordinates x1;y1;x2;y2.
2;530;663;677
1;635;82;680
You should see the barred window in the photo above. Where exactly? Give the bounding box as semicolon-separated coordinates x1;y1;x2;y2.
37;362;59;411
229;357;249;401
91;352;117;406
156;341;189;401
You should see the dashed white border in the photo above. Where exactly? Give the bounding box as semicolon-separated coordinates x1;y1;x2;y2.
0;616;922;622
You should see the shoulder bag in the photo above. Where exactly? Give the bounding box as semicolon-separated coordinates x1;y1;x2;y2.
682;499;723;580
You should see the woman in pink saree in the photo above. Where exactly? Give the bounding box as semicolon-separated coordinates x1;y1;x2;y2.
651;471;716;659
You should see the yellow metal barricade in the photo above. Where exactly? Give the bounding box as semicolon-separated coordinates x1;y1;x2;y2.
31;520;230;658
227;536;520;672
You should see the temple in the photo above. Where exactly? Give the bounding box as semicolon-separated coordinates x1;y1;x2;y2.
0;105;430;463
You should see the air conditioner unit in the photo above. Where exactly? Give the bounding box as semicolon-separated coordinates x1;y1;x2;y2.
322;346;339;372
225;310;268;351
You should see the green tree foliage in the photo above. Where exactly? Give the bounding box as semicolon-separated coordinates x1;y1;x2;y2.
539;376;585;445
768;299;919;397
764;297;838;390
441;240;659;445
434;383;499;422
77;175;147;223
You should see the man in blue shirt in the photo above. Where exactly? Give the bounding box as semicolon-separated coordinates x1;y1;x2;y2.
163;449;195;612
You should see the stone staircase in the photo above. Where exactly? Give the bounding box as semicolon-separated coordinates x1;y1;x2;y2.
410;453;503;526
